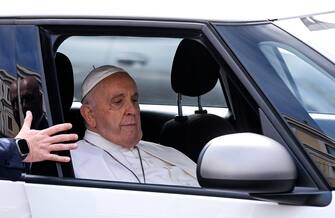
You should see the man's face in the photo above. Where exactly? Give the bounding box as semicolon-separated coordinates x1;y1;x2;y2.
9;77;43;126
87;72;142;148
20;77;43;119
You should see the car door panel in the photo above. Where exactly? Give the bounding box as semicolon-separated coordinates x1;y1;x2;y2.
0;180;31;218
25;182;335;218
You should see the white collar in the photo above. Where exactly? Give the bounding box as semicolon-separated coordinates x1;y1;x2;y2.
83;129;196;178
84;129;139;153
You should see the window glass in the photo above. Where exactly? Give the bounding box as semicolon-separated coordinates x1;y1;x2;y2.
287;117;335;187
14;26;50;131
260;42;335;114
215;22;335;188
58;36;226;108
0;26;19;138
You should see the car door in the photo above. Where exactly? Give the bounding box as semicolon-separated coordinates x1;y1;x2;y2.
15;18;335;217
0;24;46;218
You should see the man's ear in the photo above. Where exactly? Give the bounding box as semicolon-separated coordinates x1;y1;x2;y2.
80;104;96;128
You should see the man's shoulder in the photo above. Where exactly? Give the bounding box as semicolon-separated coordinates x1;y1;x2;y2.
71;139;102;156
71;139;106;169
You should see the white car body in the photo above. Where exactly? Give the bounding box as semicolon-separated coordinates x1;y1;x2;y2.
1;180;335;218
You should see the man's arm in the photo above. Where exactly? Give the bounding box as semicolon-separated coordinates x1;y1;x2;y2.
0;111;78;180
0;138;25;180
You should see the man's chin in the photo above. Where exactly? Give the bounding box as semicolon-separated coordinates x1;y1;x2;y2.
122;138;141;149
124;133;142;147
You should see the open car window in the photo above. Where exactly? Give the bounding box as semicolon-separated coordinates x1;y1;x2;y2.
58;36;227;111
53;34;239;187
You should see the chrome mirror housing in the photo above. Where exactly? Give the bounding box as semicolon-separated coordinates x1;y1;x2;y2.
197;133;297;193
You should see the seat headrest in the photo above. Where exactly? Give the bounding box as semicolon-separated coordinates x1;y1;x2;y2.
55;52;74;113
171;39;219;97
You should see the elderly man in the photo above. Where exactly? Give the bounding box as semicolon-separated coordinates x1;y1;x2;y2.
71;65;198;186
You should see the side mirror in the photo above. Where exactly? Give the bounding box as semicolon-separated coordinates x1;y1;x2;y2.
197;133;297;193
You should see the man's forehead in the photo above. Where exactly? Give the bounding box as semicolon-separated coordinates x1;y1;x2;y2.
94;74;136;95
100;73;136;88
105;71;133;81
109;91;139;99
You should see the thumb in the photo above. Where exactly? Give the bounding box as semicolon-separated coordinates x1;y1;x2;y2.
22;110;33;130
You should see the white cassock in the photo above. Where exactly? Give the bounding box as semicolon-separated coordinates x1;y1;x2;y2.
71;130;199;187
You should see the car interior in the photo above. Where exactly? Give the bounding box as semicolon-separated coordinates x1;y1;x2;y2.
159;39;236;162
30;32;263;181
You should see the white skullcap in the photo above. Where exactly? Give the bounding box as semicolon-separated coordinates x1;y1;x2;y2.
81;65;127;101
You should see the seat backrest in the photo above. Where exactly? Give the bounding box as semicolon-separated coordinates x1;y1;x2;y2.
55;52;85;137
31;52;76;177
55;52;74;117
159;39;235;162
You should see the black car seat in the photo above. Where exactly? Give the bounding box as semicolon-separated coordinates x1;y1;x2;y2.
55;52;86;139
30;52;76;177
159;39;235;162
55;52;74;121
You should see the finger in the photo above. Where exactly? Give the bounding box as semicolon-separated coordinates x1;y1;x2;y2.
49;143;78;152
42;123;73;136
21;111;33;131
46;154;71;162
48;134;78;144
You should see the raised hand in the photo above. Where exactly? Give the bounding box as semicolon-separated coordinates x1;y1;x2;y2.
15;111;78;163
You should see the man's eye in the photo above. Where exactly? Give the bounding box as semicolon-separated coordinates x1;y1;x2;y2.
112;99;122;104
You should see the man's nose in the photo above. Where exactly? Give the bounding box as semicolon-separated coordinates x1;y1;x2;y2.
125;100;139;114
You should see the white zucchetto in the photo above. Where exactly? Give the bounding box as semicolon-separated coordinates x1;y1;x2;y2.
81;65;127;101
